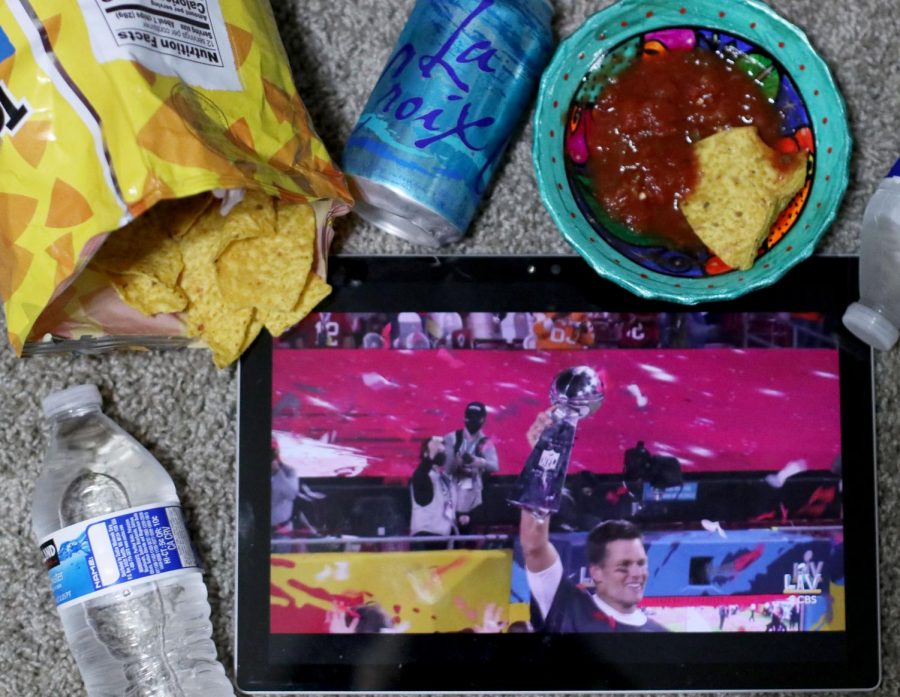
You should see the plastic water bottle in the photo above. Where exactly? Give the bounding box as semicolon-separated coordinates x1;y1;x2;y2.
843;160;900;350
32;385;234;697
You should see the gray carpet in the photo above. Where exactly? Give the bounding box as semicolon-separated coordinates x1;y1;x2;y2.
1;0;898;695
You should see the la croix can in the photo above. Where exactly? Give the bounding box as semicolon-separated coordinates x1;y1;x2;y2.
342;0;554;247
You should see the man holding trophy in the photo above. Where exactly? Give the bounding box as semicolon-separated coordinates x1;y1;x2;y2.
510;366;667;633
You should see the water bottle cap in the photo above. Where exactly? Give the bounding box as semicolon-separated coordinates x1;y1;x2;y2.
42;384;103;418
843;302;900;351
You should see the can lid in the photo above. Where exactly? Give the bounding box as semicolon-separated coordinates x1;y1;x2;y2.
843;302;899;351
42;384;103;419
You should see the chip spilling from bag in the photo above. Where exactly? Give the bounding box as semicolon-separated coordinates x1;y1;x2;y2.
0;0;351;360
85;192;329;367
680;127;808;270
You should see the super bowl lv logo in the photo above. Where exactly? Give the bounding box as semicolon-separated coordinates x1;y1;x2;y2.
0;26;29;138
784;560;823;595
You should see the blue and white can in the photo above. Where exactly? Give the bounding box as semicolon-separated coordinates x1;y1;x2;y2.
342;0;554;247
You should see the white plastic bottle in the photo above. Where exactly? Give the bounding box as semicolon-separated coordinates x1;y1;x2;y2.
843;160;900;350
32;385;234;697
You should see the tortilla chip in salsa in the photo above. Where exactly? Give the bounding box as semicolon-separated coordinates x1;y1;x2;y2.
680;127;808;271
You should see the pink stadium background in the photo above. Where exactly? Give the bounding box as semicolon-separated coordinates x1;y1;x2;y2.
271;348;841;478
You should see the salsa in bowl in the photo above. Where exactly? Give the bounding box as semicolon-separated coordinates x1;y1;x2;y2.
534;0;850;303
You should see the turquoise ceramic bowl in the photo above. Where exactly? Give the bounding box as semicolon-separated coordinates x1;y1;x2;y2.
533;0;851;303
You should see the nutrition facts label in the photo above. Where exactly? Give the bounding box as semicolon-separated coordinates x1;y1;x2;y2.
78;0;240;91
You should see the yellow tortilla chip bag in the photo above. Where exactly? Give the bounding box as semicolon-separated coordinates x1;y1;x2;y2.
0;0;351;359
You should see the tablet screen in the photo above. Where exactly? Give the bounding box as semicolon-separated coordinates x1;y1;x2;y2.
237;256;878;693
269;311;844;636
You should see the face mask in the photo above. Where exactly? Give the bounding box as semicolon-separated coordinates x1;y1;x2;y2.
465;416;485;434
433;452;446;467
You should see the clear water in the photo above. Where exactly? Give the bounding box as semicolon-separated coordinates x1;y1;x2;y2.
859;178;900;328
33;405;233;697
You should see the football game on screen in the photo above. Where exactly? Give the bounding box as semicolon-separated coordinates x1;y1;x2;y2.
268;311;844;635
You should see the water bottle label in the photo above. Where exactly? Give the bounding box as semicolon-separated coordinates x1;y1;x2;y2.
890;158;900;179
39;502;200;608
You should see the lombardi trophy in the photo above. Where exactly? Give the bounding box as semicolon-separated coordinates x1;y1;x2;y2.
509;366;604;521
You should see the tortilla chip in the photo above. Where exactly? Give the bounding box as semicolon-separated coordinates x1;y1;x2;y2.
183;206;256;264
182;260;254;368
276;199;317;239
179;211;255;368
165;194;214;239
215;234;311;311
231;189;277;236
262;273;331;337
215;202;316;311
680;126;807;270
239;312;265;355
90;215;184;287
108;272;187;315
89;192;325;367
